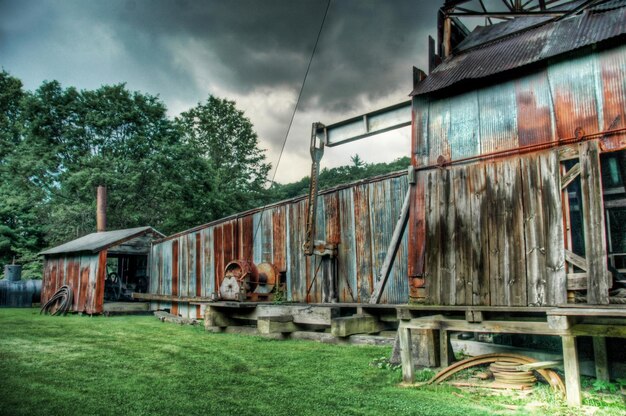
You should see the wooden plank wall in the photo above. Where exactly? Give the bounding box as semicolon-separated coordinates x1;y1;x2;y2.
422;150;567;306
150;173;410;318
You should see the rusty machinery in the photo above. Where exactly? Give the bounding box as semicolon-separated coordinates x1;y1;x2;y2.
216;260;282;302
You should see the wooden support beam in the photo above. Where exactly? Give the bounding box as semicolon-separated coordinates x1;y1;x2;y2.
579;140;609;304
370;190;410;304
562;335;582;406
257;315;298;334
440;330;453;367
331;314;386;337
558;145;580;161
402;316;556;335
399;327;415;383
204;306;234;329
465;310;483;323
592;337;610;382
242;305;338;326
567;273;588;290
564;250;587;272
561;163;580;190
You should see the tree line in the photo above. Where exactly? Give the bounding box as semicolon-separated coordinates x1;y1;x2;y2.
0;70;409;278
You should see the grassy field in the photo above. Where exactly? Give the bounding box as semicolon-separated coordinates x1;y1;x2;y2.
0;309;623;416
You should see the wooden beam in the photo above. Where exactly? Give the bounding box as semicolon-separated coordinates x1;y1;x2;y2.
331;314;386;337
399;327;415;383
204;306;234;329
579;140;609;304
560;163;580;190
257;315;298;334
440;330;453;367
562;335;582;406
401;316;557;335
567;273;587;290
592;337;610;382
564;250;587;272
370;190;410;304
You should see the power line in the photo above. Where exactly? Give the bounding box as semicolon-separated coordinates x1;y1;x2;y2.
252;0;332;245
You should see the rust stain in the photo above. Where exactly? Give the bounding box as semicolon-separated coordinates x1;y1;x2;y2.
93;250;107;314
78;265;89;312
515;79;552;146
272;208;286;271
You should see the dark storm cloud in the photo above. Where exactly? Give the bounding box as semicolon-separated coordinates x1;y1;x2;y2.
0;0;440;181
70;0;438;111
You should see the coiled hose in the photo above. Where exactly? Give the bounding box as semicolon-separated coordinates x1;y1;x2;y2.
40;285;73;316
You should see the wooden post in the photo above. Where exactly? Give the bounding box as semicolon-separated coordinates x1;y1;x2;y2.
592;337;610;382
562;335;582;406
399;326;415;383
579;140;609;304
439;329;453;367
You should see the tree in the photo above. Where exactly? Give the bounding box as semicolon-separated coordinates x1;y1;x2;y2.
175;96;271;220
0;71;49;278
0;74;274;277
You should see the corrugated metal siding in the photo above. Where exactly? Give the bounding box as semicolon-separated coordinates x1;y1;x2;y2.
149;174;410;318
42;253;101;314
415;44;626;165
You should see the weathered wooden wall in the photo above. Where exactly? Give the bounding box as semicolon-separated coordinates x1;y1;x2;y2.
409;44;626;306
41;251;106;314
421;150;566;306
149;173;410;318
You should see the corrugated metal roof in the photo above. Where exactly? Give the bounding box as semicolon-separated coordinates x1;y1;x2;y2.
411;5;626;96
40;226;162;255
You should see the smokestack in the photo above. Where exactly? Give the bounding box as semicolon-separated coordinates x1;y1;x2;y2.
97;185;106;232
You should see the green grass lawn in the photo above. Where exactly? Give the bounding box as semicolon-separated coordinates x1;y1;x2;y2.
0;309;623;416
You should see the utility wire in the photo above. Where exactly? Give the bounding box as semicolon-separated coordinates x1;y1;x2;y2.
252;0;332;245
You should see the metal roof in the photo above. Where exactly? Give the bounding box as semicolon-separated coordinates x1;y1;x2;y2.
40;226;162;255
411;5;626;96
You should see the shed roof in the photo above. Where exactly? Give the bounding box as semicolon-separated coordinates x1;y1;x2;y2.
40;226;163;255
411;3;626;97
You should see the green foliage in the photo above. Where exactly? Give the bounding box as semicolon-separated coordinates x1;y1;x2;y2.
268;154;411;202
592;380;620;394
370;355;402;372
0;72;273;275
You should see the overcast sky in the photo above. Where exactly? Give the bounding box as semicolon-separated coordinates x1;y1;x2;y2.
0;0;440;183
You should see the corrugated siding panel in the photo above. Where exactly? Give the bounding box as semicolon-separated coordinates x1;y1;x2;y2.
479;81;518;154
600;43;626;131
449;90;480;160
419;46;624;164
379;175;410;304
548;54;600;139
41;253;100;314
515;70;555;146
149;173;411;316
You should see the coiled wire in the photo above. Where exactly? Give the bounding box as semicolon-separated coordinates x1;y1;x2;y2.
40;285;73;316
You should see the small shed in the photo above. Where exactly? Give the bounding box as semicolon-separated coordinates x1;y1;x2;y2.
40;226;163;314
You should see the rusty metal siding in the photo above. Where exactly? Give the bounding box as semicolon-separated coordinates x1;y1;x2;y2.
41;252;101;314
149;173;410;316
416;45;626;165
